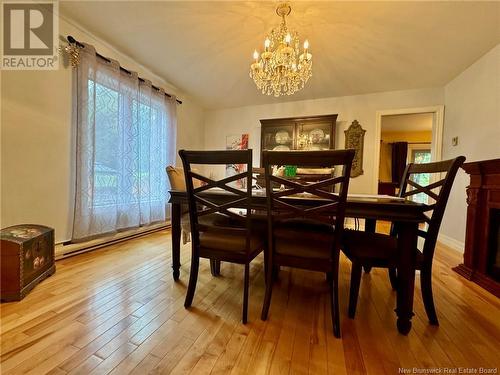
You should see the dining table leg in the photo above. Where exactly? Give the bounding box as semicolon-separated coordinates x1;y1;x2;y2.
171;202;181;281
395;221;418;335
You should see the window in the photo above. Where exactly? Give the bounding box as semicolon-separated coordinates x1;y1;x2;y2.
90;80;167;208
73;50;176;241
91;80;119;207
408;147;431;204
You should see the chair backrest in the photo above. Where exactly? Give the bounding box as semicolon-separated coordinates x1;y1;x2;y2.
166;166;186;191
179;150;253;251
167;166;204;191
396;156;466;265
167;165;203;214
262;149;355;252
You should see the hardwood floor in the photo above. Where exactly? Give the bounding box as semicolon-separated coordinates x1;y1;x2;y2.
1;229;499;374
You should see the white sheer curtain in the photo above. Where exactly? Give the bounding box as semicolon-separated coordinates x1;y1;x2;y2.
72;43;177;241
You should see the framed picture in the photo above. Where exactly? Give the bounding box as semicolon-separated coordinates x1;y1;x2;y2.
226;134;249;188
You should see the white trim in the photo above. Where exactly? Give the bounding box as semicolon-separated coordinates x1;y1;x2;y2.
407;143;432;164
373;105;445;193
438;233;464;253
55;222;169;259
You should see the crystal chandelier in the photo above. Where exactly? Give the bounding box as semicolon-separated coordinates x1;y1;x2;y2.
249;2;312;97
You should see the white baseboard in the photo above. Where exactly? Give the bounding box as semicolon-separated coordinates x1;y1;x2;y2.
437;233;464;253
55;222;169;259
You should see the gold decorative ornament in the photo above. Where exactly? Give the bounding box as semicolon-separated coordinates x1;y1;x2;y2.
344;120;366;178
249;2;312;97
59;43;80;68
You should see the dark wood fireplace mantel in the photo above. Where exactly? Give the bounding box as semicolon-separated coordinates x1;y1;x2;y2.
453;158;500;297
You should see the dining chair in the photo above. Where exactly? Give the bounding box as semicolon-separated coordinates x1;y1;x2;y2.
166;166;193;245
260;149;355;338
179;149;265;324
342;156;465;325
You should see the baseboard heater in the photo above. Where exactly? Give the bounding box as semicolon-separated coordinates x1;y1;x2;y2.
55;223;170;259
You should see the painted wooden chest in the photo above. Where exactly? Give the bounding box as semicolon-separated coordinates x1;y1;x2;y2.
1;224;55;301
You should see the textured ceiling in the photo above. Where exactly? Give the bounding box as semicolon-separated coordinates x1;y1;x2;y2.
60;1;500;109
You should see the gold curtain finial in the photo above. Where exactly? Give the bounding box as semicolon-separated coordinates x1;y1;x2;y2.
59;43;80;68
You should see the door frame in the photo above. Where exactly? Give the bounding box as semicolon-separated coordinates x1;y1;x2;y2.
372;105;444;193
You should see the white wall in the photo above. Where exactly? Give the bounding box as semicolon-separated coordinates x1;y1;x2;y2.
203;88;444;194
176;99;205;164
440;44;500;251
0;16;205;243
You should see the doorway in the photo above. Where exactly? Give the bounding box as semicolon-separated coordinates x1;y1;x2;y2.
373;106;444;195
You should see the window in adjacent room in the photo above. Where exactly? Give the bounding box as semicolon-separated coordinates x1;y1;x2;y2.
408;146;432;204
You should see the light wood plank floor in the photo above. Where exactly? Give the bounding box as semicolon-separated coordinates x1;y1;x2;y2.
1;229;499;374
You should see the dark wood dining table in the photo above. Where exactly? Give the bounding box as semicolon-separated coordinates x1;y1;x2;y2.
168;189;427;335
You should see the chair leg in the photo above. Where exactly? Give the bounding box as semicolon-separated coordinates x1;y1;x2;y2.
272;264;280;281
261;262;274;321
242;263;250;324
330;264;341;338
209;259;221;276
184;252;199;308
210;259;217;276
263;247;269;285
420;269;439;325
363;266;372;274
348;262;362;319
388;268;398;290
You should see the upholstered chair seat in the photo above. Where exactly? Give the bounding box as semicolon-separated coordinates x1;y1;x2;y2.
199;230;264;254
274;218;335;260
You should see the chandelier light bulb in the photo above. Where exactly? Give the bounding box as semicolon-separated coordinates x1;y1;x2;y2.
285;33;291;45
253;50;259;61
264;38;271;50
304;40;309;50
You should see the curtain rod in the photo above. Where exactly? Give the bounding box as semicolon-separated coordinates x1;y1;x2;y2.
67;35;182;105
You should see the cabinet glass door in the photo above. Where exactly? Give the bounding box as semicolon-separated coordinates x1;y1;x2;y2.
296;121;333;151
261;124;295;151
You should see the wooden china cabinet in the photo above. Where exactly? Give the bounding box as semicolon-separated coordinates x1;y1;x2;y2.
260;114;337;161
257;114;338;187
